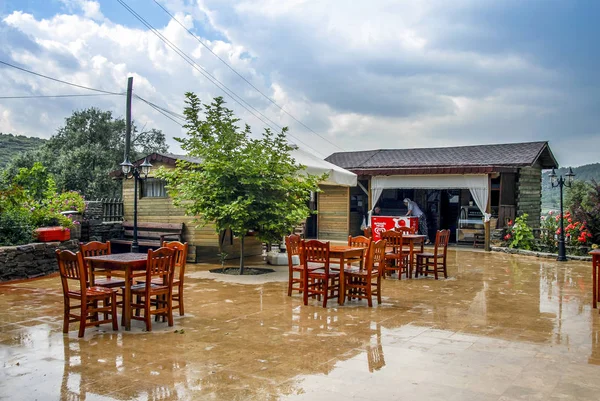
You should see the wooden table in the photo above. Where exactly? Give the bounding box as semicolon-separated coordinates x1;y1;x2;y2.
85;253;148;330
403;234;427;276
330;245;365;306
591;250;600;309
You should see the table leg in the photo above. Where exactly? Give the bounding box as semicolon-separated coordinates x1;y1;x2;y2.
409;241;415;278
594;257;598;309
338;255;346;306
124;267;132;330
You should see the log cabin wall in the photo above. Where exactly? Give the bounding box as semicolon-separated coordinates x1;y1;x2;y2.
317;185;350;241
516;163;542;229
122;161;263;262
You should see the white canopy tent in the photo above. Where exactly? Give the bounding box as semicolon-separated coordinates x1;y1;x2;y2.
292;147;357;187
370;174;491;222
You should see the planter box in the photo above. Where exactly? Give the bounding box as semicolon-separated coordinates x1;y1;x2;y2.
35;227;71;242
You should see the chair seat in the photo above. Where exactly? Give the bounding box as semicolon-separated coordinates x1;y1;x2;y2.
308;269;340;277
137;278;181;286
94;277;126;288
346;268;379;276
69;286;116;298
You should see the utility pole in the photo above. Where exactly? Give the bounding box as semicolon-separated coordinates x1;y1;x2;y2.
125;77;133;161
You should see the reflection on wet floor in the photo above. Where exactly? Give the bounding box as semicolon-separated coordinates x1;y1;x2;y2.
2;249;600;400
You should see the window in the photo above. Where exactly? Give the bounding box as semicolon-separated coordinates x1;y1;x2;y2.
140;178;167;198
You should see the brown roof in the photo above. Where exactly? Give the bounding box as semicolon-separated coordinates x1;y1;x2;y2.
326;141;558;173
110;153;203;177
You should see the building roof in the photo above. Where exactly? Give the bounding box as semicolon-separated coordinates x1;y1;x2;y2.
110;153;203;177
326;141;558;174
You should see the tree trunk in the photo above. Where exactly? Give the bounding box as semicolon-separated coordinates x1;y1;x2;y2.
239;235;245;275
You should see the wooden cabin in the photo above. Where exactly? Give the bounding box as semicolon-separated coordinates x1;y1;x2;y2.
325;141;558;249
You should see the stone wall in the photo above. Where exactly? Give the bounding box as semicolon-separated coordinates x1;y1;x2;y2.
517;166;542;229
83;201;122;242
0;240;79;281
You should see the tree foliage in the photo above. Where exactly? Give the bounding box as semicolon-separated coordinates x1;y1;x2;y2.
158;94;324;273
1;108;168;199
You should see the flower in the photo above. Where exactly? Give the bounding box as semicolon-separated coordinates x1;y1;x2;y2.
578;236;587;243
556;228;562;235
568;218;573;223
504;234;511;241
507;220;513;226
548;211;554;215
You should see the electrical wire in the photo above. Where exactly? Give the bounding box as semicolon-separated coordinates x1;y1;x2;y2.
116;0;325;156
0;93;123;99
134;95;186;121
151;0;344;151
134;95;185;126
0;60;123;95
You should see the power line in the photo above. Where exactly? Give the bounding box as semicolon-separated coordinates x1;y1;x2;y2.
151;0;344;152
0;93;122;99
134;95;185;126
115;0;325;156
134;95;186;121
0;60;123;95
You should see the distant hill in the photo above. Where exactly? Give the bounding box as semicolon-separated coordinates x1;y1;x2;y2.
542;163;600;210
0;133;46;168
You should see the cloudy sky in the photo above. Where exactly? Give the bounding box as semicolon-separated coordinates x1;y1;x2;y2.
1;0;598;166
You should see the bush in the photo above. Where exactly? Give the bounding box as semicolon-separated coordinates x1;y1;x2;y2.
0;209;34;246
570;180;600;247
505;214;536;250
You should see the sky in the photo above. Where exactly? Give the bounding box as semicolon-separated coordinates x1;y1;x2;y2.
0;0;599;166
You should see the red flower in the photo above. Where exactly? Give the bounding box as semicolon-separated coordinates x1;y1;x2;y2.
548;211;554;215
578;236;587;243
504;234;511;241
555;216;560;222
556;228;561;235
507;220;513;226
568;218;573;223
588;233;593;238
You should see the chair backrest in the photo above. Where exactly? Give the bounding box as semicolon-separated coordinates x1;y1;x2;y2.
365;240;387;274
394;226;416;234
56;249;87;296
79;241;111;269
348;235;372;261
363;226;373;239
434;230;451;257
380;230;403;248
302;239;330;273
146;247;176;287
162;241;188;282
285;234;302;267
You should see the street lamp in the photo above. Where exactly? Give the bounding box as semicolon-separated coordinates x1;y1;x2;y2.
120;157;152;253
549;167;575;261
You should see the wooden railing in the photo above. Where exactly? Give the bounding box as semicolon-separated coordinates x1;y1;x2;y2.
100;198;124;222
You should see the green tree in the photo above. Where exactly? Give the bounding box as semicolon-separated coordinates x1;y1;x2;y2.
1;108;168;199
158;94;324;274
13;162;56;202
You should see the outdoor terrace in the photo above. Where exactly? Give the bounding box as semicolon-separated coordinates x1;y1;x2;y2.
1;249;599;400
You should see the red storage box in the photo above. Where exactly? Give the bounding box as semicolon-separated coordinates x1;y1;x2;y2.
35;227;71;242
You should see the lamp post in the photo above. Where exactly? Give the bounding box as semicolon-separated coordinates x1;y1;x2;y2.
549;167;575;262
120;157;152;253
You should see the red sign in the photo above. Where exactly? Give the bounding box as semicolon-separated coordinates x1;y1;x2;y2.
371;216;419;241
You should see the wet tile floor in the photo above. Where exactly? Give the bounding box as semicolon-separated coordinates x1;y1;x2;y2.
2;249;600;400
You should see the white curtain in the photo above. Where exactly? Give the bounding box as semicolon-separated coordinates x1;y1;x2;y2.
368;174;491;224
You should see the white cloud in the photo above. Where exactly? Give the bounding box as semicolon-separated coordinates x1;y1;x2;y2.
0;0;598;166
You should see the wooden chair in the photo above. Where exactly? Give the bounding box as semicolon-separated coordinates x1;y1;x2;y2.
56;250;118;338
381;230;410;279
394;226;416;234
79;241;125;288
346;235;372;267
286;234;303;296
162;241;188;316
345;239;386;307
363;227;373;239
415;230;451;279
127;247;176;331
302;240;340;308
